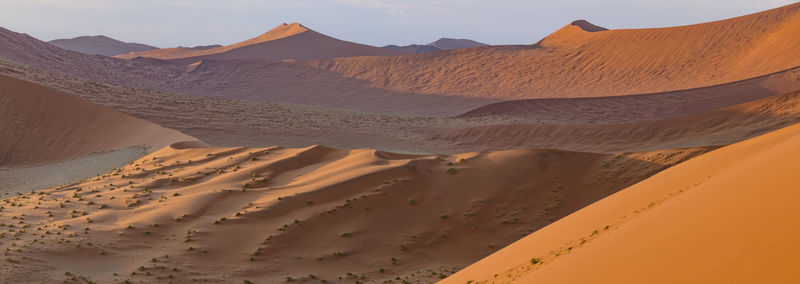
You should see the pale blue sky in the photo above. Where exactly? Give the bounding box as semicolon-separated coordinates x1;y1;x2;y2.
0;0;795;48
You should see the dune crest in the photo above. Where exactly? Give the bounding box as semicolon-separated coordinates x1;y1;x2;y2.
445;121;800;283
0;142;711;282
115;22;399;61
314;3;800;100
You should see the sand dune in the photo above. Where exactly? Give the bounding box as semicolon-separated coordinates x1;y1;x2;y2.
444;120;800;284
0;74;194;166
313;3;800;100
2;3;800;283
116;23;400;62
459;65;800;124
49;35;156;57
0;141;710;282
2;58;800;157
5;3;800;116
435;87;800;153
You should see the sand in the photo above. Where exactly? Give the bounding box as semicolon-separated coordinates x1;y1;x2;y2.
2;60;799;157
115;23;400;62
444;120;800;284
0;4;798;115
0;142;711;283
0;74;194;166
313;3;800;101
0;147;146;195
1;3;800;283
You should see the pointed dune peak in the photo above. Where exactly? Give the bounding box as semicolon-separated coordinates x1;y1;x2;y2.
236;22;311;47
537;19;609;45
570;19;608;32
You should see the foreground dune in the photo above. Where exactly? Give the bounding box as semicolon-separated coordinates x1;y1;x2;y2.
0;74;194;166
0;142;710;282
445;122;800;284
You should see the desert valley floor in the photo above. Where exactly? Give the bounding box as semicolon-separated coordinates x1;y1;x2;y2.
2;2;800;283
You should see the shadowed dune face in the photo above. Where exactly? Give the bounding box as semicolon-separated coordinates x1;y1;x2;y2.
436;86;800;153
3;4;800;116
0;74;194;166
568;20;608;32
0;2;800;284
2;58;800;157
458;66;800;123
0;144;710;282
114;23;310;60
444;121;800;284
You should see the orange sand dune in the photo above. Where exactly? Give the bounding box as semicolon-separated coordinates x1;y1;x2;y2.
116;23;400;62
445;121;800;284
458;66;800;124
5;3;800;116
1;57;799;156
0;142;709;282
0;75;193;166
312;3;800;100
435;85;800;153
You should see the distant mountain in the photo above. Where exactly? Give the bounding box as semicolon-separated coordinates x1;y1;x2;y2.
383;44;442;54
116;23;401;62
49;35;156;57
177;44;222;50
427;38;488;50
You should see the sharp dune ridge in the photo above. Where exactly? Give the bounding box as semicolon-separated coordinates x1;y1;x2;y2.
1;2;800;284
115;23;400;62
0;4;798;114
312;3;800;101
444;117;800;284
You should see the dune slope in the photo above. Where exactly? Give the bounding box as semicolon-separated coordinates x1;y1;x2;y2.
0;74;193;166
6;3;800;115
313;3;800;100
116;23;400;62
445;121;800;283
0;142;710;283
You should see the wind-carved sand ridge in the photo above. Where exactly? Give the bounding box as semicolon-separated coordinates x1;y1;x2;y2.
2;2;800;283
0;142;711;282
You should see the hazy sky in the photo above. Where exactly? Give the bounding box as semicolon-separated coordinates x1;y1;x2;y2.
0;0;796;48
